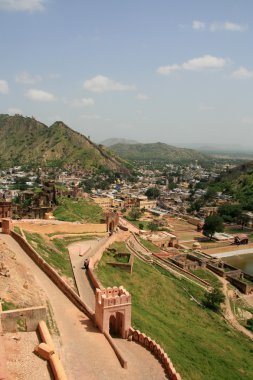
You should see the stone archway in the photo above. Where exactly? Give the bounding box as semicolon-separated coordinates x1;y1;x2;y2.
95;286;131;339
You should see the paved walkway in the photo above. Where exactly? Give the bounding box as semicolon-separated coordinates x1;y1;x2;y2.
68;238;102;310
1;234;167;380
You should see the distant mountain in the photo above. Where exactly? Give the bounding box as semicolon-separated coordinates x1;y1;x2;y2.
0;114;129;172
109;142;208;163
101;138;139;147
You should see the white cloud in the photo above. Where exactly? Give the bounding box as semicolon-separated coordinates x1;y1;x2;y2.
232;66;253;79
83;75;136;93
0;79;9;94
72;97;94;108
242;117;253;124
157;55;227;75
137;93;149;100
210;22;247;32
0;0;45;12
7;107;22;115
25;89;57;102
16;71;42;84
192;20;205;30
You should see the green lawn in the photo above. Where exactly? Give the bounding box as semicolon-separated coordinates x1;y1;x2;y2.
53;197;103;223
95;255;253;380
190;268;222;288
139;237;160;253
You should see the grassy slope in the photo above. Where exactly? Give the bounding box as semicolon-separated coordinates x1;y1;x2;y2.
24;231;74;279
53;197;103;223
96;256;253;380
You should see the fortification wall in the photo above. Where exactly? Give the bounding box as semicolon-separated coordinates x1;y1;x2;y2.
13;221;107;235
129;328;181;380
0;304;7;380
10;230;95;320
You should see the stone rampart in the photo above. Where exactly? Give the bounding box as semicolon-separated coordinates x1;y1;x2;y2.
129;328;181;380
10;230;95;321
0;304;7;380
1;306;46;332
13;221;107;235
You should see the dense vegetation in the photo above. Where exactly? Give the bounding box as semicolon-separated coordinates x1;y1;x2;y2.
96;256;253;380
208;161;253;210
0;114;128;172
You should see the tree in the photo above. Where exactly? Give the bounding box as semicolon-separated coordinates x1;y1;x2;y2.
203;287;225;312
148;221;159;231
139;222;144;230
203;215;224;240
237;213;250;229
145;187;160;200
128;207;141;221
218;204;242;223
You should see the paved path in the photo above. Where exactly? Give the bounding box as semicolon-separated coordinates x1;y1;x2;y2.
1;234;167;380
68;238;102;310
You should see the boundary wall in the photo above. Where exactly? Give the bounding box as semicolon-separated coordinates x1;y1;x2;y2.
10;230;95;321
0;304;7;380
1;306;46;332
13;221;107;235
129;328;181;380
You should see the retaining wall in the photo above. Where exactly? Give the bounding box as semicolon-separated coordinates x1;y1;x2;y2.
129;328;181;380
1;306;46;332
10;230;95;321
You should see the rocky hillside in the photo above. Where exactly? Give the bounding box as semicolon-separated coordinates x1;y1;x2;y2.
0;114;129;171
109;142;209;163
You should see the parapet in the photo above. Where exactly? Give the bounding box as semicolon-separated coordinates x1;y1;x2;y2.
96;286;131;308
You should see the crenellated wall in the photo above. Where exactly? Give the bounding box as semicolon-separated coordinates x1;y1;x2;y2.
129;328;181;380
95;286;132;339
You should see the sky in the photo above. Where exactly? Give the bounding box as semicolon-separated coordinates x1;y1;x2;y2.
0;0;253;148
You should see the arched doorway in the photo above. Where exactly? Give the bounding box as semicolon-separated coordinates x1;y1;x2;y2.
109;221;114;234
109;312;124;337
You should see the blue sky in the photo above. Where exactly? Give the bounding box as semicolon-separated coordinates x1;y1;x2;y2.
0;0;253;148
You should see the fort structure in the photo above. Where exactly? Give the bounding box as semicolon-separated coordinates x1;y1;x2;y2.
0;201;13;220
95;286;131;338
105;212;119;233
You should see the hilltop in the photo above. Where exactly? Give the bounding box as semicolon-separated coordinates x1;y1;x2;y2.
109;141;209;163
0;114;129;172
101;137;140;147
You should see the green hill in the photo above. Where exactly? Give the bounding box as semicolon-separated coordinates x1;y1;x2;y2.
109;142;209;163
0;114;129;172
209;161;253;210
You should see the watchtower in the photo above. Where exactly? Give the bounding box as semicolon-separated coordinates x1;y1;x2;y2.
95;286;131;338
